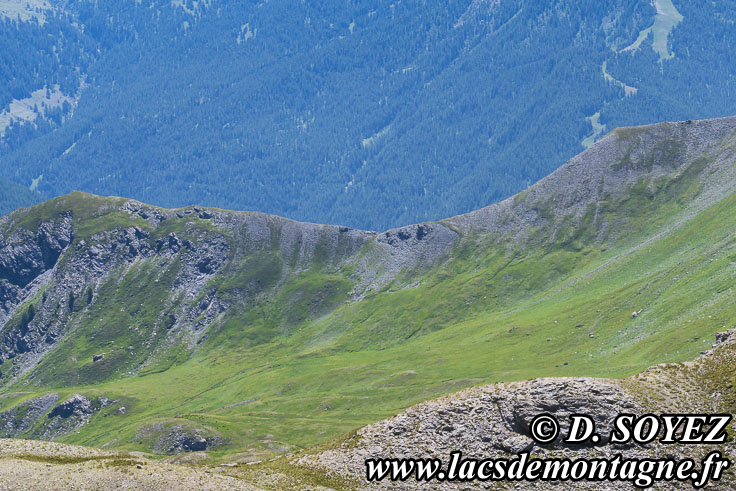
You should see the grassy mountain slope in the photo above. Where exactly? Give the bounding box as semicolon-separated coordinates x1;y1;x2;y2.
1;117;736;458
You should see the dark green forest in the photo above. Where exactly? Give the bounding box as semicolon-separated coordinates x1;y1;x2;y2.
0;177;39;216
0;13;92;110
1;0;735;229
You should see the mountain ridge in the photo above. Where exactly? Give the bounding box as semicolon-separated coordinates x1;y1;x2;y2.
0;115;735;459
447;116;736;234
3;0;736;230
9;114;736;235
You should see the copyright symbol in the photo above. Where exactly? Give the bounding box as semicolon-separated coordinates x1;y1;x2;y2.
530;414;559;444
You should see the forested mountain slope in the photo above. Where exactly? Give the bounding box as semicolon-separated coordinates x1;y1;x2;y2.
0;177;40;217
1;0;736;229
0;116;735;458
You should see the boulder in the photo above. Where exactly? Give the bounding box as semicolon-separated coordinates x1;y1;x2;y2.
48;394;93;419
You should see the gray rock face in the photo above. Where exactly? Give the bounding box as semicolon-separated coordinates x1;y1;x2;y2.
0;213;72;317
42;394;113;440
494;378;640;448
0;203;242;378
351;221;460;294
0;392;116;441
152;425;223;454
0;213;72;290
48;394;93;420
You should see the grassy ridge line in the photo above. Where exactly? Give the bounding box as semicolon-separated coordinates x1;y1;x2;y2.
38;187;736;455
508;155;734;315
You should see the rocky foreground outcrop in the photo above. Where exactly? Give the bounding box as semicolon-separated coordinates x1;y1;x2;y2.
299;330;736;489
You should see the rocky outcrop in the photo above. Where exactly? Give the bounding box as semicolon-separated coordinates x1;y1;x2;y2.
42;394;113;440
0;393;114;441
302;330;736;488
0;213;72;320
0;202;239;379
155;425;220;454
359;222;460;292
0;213;72;291
302;380;646;486
47;394;94;420
0;393;59;438
321;376;642;461
138;423;224;454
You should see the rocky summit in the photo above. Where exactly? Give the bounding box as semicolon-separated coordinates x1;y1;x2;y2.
1;117;736;487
